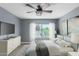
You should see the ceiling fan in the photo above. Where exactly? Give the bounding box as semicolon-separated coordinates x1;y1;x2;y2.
25;4;53;16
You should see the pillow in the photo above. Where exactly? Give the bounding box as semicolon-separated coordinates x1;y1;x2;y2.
60;47;74;52
55;39;62;46
8;34;17;38
0;35;8;40
57;35;64;40
61;40;71;47
55;39;71;47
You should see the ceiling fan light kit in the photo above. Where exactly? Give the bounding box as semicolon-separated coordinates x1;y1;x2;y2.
26;4;53;16
36;11;42;16
36;5;42;16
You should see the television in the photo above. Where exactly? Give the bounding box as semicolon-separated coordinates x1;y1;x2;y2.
0;22;15;35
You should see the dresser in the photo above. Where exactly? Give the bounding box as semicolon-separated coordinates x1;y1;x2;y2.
0;36;21;56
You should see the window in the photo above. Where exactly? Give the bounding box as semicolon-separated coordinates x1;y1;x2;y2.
30;23;56;40
35;24;49;38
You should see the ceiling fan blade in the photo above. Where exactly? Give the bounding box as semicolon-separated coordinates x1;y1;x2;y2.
25;4;36;9
26;11;35;13
42;3;51;9
41;3;56;9
43;10;52;13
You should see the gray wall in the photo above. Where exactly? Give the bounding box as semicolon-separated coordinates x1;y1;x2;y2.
59;7;79;51
59;7;79;35
20;19;59;42
0;7;20;39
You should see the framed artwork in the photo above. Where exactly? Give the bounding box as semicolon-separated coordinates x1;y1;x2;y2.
68;17;79;34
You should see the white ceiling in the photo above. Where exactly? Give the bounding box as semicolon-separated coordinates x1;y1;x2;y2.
0;3;79;19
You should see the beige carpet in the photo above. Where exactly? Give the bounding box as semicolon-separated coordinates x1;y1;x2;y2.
9;44;30;56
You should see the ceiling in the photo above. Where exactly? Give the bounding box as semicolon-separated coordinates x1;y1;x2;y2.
0;3;79;19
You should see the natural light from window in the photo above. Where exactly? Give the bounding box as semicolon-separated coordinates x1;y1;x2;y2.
30;22;56;41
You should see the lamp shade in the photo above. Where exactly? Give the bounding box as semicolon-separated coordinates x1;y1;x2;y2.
71;33;79;44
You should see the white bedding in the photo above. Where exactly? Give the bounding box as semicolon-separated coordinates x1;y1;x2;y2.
42;40;62;56
25;40;74;56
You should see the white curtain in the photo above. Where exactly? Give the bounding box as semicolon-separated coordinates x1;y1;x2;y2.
49;23;56;40
30;23;36;41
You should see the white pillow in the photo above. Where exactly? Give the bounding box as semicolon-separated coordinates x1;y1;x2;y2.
56;39;71;47
57;35;64;40
61;40;71;47
55;39;62;46
0;35;8;40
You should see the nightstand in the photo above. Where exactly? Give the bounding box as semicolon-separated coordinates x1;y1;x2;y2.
68;52;79;56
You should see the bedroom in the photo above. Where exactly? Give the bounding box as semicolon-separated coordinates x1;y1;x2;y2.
0;3;79;56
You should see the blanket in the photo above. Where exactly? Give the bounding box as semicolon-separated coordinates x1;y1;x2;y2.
36;42;49;56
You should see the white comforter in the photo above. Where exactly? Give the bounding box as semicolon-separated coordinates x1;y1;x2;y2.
42;40;63;56
25;40;73;56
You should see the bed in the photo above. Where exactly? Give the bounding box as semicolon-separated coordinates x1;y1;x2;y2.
25;39;74;56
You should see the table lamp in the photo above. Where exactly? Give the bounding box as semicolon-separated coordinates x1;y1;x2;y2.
71;33;79;51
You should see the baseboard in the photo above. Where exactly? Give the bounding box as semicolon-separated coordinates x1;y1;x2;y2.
21;42;31;45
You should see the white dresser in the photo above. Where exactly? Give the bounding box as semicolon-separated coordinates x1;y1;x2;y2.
0;36;21;56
